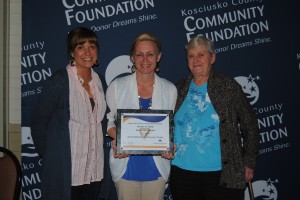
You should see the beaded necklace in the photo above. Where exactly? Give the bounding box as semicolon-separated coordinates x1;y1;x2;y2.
138;81;154;110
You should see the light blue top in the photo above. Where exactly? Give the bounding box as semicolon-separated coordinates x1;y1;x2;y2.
172;81;222;171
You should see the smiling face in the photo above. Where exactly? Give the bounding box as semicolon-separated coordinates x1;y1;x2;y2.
131;40;161;75
72;41;98;69
187;43;216;78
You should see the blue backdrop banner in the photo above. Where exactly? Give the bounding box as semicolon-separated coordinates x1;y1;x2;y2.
21;1;300;199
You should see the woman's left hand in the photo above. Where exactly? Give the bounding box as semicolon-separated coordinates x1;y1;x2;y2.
161;144;176;160
161;151;174;160
245;166;254;182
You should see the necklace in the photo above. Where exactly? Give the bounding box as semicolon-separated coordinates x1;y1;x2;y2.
82;82;89;87
138;96;152;110
77;75;91;87
137;81;154;110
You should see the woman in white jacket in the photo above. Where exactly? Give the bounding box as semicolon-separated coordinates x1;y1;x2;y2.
106;33;177;200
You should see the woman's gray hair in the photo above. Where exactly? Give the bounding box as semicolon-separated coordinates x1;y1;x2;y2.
185;35;215;55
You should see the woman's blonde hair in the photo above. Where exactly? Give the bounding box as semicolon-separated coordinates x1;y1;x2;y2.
130;33;161;55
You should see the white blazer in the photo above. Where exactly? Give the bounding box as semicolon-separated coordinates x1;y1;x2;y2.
106;72;177;182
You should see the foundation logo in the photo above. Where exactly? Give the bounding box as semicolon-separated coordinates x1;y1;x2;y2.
105;55;132;86
21;127;39;157
234;75;260;105
245;178;279;200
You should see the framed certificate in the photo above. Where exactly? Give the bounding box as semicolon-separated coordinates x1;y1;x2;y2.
116;109;174;155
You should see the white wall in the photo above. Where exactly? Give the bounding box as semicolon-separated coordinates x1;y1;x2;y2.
0;0;6;147
9;0;22;124
0;0;21;155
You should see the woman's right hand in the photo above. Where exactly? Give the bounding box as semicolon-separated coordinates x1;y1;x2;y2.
112;139;130;159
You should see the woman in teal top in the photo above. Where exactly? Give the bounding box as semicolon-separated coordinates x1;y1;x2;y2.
170;35;259;200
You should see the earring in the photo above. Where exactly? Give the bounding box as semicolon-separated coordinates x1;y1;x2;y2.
94;59;99;66
131;63;136;73
70;60;76;67
155;65;160;72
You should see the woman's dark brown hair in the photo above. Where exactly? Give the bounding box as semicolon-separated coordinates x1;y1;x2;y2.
67;27;99;58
